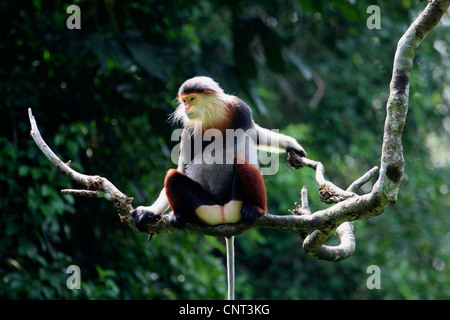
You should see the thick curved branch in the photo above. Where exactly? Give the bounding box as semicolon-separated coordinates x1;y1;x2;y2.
291;164;377;261
136;190;384;238
373;0;449;203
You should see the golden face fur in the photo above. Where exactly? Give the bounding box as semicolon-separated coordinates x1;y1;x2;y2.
171;91;236;131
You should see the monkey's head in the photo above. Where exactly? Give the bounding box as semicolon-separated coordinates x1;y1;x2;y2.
171;76;235;131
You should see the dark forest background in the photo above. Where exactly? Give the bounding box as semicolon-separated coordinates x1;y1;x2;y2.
1;0;449;299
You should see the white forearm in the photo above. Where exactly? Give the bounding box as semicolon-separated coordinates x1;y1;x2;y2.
136;188;169;214
255;124;306;155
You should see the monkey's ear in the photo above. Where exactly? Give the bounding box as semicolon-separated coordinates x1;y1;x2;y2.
203;89;215;94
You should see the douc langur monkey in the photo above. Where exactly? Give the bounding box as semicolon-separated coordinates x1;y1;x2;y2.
131;76;306;299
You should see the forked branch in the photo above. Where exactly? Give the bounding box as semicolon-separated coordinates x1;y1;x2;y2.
28;109;134;223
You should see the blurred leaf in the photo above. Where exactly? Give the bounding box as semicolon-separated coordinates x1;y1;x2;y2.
298;0;322;12
126;41;175;80
334;0;361;21
233;17;258;79
259;24;285;73
90;33;134;73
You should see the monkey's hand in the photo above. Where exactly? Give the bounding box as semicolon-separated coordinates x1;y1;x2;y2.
131;206;162;232
287;146;306;169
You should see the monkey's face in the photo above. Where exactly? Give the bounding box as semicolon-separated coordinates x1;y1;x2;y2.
179;94;202;120
172;89;233;130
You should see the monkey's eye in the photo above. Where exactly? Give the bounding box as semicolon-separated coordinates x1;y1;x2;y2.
182;99;187;103
190;97;195;102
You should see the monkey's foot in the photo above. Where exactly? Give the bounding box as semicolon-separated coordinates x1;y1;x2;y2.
168;211;190;229
131;208;162;232
241;202;264;224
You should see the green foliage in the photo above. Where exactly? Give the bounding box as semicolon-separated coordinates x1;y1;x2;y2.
1;0;448;300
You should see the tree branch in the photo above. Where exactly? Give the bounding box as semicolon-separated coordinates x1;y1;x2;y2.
373;0;450;203
28;108;134;222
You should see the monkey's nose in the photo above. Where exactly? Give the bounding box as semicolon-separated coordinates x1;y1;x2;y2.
185;104;192;111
